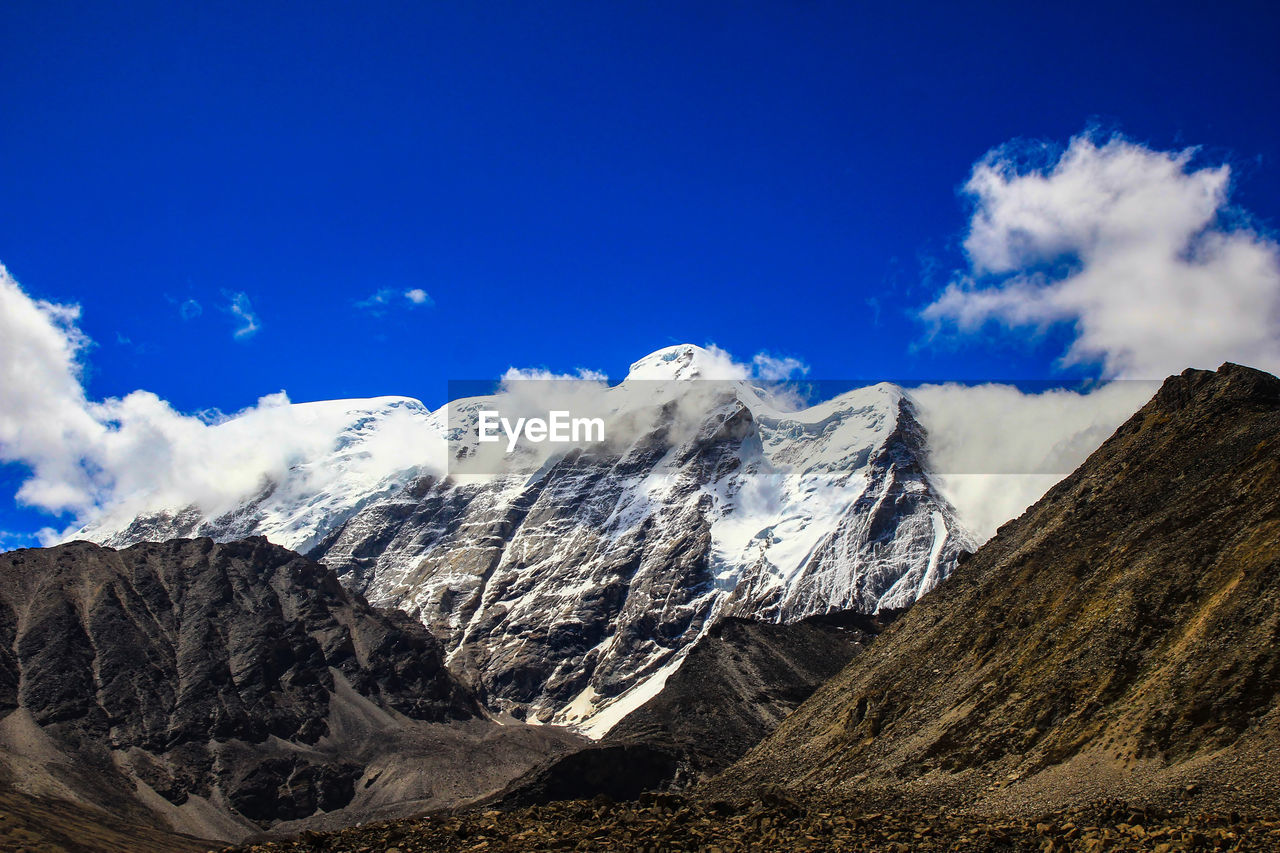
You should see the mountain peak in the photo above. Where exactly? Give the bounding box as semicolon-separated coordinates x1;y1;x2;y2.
1150;361;1280;414
625;344;739;381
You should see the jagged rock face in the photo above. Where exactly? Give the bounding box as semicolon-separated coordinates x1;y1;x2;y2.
0;538;476;824
605;612;896;781
311;381;970;728
79;345;973;730
3;536;478;736
0;537;584;846
721;392;955;620
713;363;1280;814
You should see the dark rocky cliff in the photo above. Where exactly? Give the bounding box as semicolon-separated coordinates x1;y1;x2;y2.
607;611;896;778
0;537;582;848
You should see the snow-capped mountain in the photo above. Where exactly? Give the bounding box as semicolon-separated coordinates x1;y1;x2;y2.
80;345;973;733
81;395;446;556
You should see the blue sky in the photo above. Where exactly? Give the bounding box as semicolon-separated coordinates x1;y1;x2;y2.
2;1;1279;543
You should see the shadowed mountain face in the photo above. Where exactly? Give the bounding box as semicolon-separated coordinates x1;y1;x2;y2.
606;611;897;780
710;363;1280;813
0;537;583;848
480;611;892;809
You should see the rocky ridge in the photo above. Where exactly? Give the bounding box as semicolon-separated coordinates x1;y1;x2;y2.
605;611;896;780
476;610;888;809
220;363;1280;853
0;537;583;846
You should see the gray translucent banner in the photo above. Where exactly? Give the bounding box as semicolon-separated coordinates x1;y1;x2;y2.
443;378;1161;476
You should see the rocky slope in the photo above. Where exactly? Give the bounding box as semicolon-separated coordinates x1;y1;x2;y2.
478;611;889;808
81;344;973;732
0;785;212;853
606;611;896;779
707;362;1280;813
0;537;583;848
227;794;1280;853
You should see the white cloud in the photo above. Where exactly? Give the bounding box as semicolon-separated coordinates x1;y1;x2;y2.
357;287;433;314
225;291;260;339
179;298;202;320
0;265;444;539
912;131;1280;541
750;352;810;381
500;366;610;383
922;131;1280;378
356;288;395;311
624;344;811;383
0;268;104;513
680;344;750;380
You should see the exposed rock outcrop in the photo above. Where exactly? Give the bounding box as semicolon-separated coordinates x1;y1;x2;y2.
0;537;583;847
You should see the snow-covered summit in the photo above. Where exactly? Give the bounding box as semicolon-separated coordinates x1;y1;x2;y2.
625;344;743;381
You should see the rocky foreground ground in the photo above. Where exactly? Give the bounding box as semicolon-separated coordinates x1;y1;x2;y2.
226;794;1280;852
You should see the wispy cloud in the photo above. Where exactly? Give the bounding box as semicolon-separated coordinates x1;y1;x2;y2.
355;288;394;311
0;529;47;552
224;291;260;339
751;352;810;381
356;287;434;315
179;298;202;320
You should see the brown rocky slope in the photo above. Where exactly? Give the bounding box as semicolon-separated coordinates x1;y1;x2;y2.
477;611;889;809
710;362;1280;813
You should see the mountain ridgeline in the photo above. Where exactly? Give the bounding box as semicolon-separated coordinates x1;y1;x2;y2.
216;362;1280;853
81;344;973;731
4;360;1280;853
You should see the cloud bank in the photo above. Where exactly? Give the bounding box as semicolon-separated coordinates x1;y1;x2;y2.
909;380;1157;541
0;266;441;543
